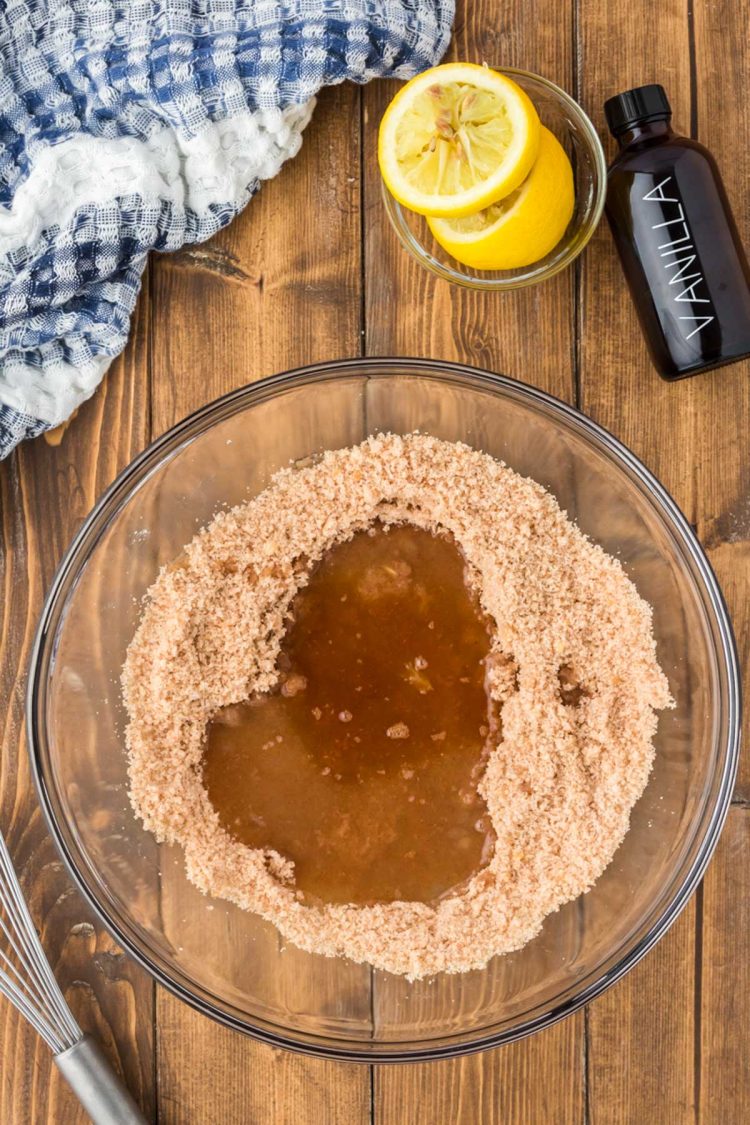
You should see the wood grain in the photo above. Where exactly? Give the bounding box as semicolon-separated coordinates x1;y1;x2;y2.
366;1;584;1120
699;807;750;1122
2;1;750;1120
586;912;697;1125
364;0;574;401
375;1020;584;1125
0;279;154;1123
576;0;748;1121
156;1002;369;1125
689;7;750;1115
148;83;372;1125
150;84;363;436
691;0;750;800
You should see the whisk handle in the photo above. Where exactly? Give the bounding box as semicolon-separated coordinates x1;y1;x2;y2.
54;1035;149;1124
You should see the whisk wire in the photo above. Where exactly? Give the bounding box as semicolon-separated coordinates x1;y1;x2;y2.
0;964;64;1052
0;937;58;1018
0;862;80;1045
0;832;81;1050
0;918;77;1047
0;822;148;1122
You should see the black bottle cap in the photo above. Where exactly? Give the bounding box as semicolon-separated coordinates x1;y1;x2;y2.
604;84;672;136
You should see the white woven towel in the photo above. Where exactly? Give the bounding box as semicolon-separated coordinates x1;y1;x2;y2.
0;0;454;456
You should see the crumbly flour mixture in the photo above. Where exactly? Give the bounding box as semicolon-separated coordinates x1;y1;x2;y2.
123;434;672;979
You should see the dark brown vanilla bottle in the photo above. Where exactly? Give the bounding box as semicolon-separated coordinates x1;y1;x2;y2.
604;85;750;380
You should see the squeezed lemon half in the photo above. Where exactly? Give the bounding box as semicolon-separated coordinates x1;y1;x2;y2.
427;127;575;270
378;63;541;218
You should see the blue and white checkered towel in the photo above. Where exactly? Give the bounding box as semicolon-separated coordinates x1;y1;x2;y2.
0;1;453;457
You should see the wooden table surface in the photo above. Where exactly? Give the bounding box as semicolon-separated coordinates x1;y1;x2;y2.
2;1;749;1121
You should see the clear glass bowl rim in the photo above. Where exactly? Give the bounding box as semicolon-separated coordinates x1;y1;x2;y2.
26;358;741;1062
381;67;608;291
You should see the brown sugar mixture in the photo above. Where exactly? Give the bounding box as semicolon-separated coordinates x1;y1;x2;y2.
203;525;496;906
123;433;672;979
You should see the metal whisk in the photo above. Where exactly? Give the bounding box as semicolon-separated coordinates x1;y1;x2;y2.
0;830;147;1123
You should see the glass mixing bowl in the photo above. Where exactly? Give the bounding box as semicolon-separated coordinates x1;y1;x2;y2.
381;69;607;290
27;359;739;1061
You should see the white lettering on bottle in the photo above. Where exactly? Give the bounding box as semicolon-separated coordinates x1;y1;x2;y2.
664;255;699;285
652;203;686;228
643;177;680;204
679;316;715;340
674;280;711;304
657;225;691;250
643;175;715;340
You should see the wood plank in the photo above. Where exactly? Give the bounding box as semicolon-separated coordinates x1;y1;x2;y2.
580;0;750;799
577;3;694;463
577;1;705;1121
586;908;697;1124
699;807;750;1121
364;23;574;396
150;86;363;436
157;1001;369;1125
149;84;372;1125
0;281;153;1123
365;0;584;1119
375;1021;583;1125
691;0;750;800
3;1;748;1121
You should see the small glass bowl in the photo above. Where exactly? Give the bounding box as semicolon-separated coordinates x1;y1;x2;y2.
381;68;607;290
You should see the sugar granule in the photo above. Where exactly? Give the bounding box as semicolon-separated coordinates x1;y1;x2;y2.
122;434;672;979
